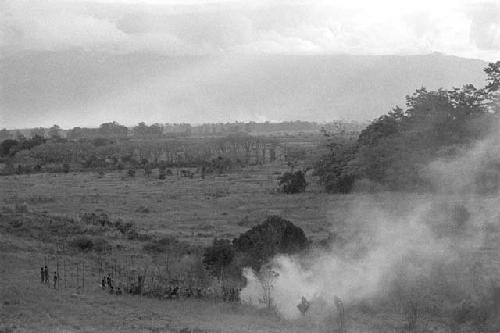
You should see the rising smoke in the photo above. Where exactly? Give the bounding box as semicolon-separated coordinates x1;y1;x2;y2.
240;124;500;321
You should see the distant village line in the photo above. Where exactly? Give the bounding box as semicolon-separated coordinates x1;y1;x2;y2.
1;120;365;140
0;120;364;174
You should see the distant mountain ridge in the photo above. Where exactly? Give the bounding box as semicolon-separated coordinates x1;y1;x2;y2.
0;50;489;128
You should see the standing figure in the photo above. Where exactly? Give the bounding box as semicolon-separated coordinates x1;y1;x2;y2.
44;266;49;284
334;296;345;333
297;296;310;316
53;272;58;289
40;267;44;283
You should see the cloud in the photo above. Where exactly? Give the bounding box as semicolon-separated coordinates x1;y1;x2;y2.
468;2;500;51
0;0;499;60
0;1;127;52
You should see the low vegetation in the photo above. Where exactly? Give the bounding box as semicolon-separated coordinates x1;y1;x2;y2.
278;170;307;194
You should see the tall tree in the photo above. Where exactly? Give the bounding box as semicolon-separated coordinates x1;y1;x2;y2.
48;125;61;139
483;61;500;113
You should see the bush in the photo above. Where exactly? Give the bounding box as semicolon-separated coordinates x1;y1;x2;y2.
8;219;23;228
126;229;139;240
202;238;235;278
135;206;150;213
93;237;112;253
278;170;307;194
332;174;356;194
143;236;193;254
114;219;134;234
233;216;308;270
128;169;136;177
70;236;93;251
14;203;28;213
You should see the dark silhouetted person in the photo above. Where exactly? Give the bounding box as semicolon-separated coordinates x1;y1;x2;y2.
40;267;44;283
334;296;345;333
297;296;310;316
101;277;106;289
44;266;49;284
53;272;58;289
137;275;143;295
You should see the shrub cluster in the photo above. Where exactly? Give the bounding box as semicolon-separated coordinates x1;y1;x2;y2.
202;216;308;278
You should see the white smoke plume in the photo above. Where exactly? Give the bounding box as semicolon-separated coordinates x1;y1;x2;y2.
240;125;500;320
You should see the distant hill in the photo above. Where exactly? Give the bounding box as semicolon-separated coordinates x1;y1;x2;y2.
0;50;488;128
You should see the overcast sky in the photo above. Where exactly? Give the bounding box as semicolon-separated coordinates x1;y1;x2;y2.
2;0;500;59
1;0;500;128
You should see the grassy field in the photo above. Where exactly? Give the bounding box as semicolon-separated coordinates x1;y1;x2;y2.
0;165;342;245
2;166;500;332
0;166;339;332
0;237;400;333
0;245;330;333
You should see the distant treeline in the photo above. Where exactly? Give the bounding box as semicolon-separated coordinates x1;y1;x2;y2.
0;119;364;175
0;120;366;142
315;61;500;193
0;133;292;174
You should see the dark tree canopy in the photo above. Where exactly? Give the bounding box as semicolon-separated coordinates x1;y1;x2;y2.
315;61;500;193
0;139;19;157
233;216;308;270
278;170;307;194
202;238;235;278
201;216;309;278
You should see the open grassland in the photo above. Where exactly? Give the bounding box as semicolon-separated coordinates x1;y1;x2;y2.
0;233;386;333
2;167;500;332
0;245;325;333
0;166;340;245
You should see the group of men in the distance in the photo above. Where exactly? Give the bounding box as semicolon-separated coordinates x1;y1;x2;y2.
40;266;58;289
39;266;241;303
101;274;122;295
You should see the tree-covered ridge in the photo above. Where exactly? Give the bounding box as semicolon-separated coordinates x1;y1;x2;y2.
316;61;500;193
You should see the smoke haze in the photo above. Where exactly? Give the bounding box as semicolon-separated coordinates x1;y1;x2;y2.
241;123;500;320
